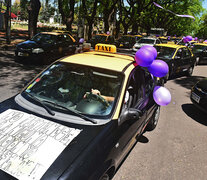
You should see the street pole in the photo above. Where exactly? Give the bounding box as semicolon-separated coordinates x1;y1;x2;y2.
6;0;11;44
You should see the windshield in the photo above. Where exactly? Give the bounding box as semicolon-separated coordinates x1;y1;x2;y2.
32;33;56;44
192;45;207;53
137;38;155;44
119;36;133;41
24;62;123;118
92;35;107;41
154;46;176;59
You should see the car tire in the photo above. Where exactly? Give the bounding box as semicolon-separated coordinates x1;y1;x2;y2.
146;106;160;131
186;66;194;76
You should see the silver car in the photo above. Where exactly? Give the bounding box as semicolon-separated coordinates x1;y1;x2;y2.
132;37;161;52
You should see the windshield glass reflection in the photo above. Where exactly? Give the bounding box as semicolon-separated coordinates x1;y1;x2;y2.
24;62;123;117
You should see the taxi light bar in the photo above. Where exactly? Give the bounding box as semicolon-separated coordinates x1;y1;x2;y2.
95;44;117;53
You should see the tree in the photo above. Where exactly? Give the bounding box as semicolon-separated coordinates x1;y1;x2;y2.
39;0;55;23
58;0;75;32
20;0;29;20
99;0;119;33
195;13;207;38
82;0;99;40
27;0;41;38
11;0;20;15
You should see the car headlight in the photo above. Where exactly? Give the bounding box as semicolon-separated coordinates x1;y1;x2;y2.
32;48;44;54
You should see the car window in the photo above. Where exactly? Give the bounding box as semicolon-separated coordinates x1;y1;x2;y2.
155;46;176;59
63;34;73;42
183;48;191;58
24;62;123;118
176;48;183;58
124;67;145;108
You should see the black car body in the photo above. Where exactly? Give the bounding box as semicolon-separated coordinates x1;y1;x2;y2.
87;34;115;48
0;44;160;180
15;32;77;64
154;44;196;81
191;43;207;65
115;35;142;49
191;78;207;113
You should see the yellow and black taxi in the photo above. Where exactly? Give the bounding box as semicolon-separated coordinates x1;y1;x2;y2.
154;44;195;81
0;44;161;180
115;34;142;49
191;43;207;65
15;32;78;64
87;34;115;48
191;78;207;114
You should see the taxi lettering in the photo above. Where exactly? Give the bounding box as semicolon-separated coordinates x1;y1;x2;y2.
95;43;116;53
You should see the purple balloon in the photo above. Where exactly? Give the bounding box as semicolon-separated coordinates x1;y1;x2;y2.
106;31;110;35
186;35;193;41
147;60;169;77
79;38;84;44
194;37;198;41
140;45;157;59
153;86;171;106
183;37;188;43
135;48;155;67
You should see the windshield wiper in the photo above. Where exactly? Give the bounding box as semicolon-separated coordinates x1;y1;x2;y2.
24;92;55;116
43;100;98;124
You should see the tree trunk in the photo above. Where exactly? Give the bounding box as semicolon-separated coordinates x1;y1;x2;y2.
131;23;138;35
28;0;41;39
58;0;75;32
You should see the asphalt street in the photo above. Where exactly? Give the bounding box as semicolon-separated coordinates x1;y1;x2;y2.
0;49;207;180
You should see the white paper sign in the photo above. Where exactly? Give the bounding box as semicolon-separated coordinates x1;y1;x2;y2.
0;109;82;180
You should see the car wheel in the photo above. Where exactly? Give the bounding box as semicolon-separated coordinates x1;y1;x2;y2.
99;173;110;180
186;66;194;76
146;106;160;131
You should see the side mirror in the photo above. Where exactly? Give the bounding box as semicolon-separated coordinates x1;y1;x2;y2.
118;108;141;126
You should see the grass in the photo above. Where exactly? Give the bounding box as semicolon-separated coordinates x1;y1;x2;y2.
11;23;28;30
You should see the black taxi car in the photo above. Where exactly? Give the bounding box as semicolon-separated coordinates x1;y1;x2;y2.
115;34;142;49
191;43;207;65
191;78;207;114
0;44;160;180
154;44;195;81
15;32;77;64
87;34;115;48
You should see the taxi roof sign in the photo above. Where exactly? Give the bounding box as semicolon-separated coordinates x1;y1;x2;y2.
95;44;117;53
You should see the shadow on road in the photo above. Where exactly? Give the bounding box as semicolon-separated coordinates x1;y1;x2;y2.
182;104;207;126
0;49;46;93
173;75;206;90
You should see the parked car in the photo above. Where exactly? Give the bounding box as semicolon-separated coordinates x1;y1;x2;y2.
154;44;196;81
115;35;142;49
87;34;115;48
191;78;207;114
191;43;207;65
0;44;161;180
132;36;162;52
15;32;78;64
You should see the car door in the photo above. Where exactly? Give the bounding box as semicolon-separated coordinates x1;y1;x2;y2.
181;47;193;71
173;47;183;74
116;67;149;163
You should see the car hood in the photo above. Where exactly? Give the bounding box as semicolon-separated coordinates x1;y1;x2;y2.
0;97;109;180
196;78;207;91
17;40;40;49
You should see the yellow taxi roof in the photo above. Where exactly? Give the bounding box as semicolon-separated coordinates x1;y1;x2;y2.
41;32;62;35
155;43;186;49
60;51;134;72
194;43;207;46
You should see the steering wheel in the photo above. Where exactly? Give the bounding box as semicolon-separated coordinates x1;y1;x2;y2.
85;92;110;108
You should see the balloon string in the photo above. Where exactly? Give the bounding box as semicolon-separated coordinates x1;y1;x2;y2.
153;2;195;21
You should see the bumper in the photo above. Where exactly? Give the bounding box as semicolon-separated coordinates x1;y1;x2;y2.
190;91;207;114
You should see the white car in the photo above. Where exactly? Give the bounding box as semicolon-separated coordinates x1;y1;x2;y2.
132;37;162;52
